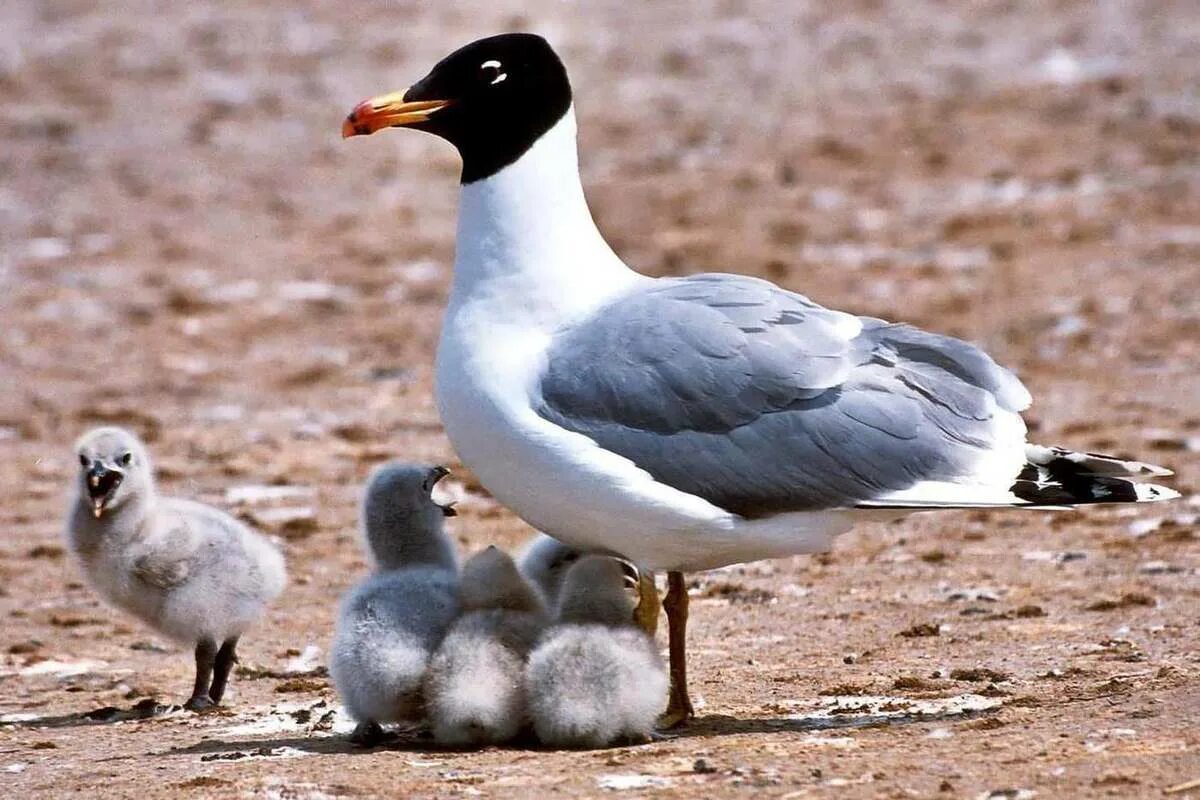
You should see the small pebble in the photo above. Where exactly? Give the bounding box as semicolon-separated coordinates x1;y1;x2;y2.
1138;561;1183;575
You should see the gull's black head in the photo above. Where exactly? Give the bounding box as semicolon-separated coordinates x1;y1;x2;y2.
342;33;572;184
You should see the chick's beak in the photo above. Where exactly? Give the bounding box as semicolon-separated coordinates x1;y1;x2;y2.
341;90;453;138
85;466;123;518
427;465;457;517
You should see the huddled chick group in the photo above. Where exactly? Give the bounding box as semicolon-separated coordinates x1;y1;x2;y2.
63;426;664;748
331;462;667;748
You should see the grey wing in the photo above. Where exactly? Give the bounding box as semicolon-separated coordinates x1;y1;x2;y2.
133;507;211;588
535;274;1030;516
133;536;192;588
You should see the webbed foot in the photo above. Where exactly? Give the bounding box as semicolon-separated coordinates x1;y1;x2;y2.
349;720;385;747
184;694;217;713
656;700;693;730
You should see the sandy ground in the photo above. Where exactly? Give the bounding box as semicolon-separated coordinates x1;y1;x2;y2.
1;1;1198;797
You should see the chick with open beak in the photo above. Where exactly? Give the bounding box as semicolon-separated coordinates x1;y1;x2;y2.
75;432;144;519
83;463;122;517
65;426;287;712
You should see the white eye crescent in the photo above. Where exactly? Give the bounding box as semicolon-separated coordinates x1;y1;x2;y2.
481;59;507;85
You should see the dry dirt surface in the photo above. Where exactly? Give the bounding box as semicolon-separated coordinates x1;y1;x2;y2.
1;1;1198;798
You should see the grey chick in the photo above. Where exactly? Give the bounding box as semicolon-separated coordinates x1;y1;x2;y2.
329;462;460;744
525;555;667;749
65;427;286;711
516;533;583;608
424;545;550;746
519;533;660;636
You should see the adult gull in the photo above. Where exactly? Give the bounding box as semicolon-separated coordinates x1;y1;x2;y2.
342;33;1178;724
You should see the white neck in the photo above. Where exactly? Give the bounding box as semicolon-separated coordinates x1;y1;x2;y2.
449;107;642;330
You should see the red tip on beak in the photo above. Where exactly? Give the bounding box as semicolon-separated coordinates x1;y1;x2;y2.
340;92;452;139
342;99;377;138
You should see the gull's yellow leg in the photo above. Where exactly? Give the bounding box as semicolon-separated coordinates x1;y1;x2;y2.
632;570;661;637
658;571;694;728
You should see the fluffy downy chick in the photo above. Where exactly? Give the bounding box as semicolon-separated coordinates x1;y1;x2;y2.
329;462;460;743
424;545;549;746
65;427;286;710
516;533;583;608
519;533;660;636
525;555;667;748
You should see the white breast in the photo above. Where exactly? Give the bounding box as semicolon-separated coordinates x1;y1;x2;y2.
436;298;861;571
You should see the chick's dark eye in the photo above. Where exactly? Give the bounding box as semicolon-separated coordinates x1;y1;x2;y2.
79;454;90;468
119;452;133;467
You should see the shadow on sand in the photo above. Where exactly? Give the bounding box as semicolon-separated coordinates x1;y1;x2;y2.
165;728;439;759
664;704;1001;740
159;702;1000;760
0;699;179;729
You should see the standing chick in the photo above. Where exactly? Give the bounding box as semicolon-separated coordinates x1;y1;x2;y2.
424;546;549;746
65;427;286;711
329;462;460;744
525;556;667;748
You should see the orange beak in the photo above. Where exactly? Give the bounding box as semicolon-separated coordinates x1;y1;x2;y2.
341;89;453;138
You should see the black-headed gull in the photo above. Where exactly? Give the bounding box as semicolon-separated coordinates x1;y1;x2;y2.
342;33;1178;724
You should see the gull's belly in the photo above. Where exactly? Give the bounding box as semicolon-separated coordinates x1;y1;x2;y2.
435;319;854;571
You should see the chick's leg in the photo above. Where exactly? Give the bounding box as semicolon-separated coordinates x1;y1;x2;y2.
184;638;218;711
349;720;385;746
208;637;239;705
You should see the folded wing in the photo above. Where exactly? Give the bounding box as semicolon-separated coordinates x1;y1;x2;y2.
535;274;1032;516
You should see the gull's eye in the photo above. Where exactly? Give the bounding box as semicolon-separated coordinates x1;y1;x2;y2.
79;453;90;468
480;59;507;86
118;452;133;467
